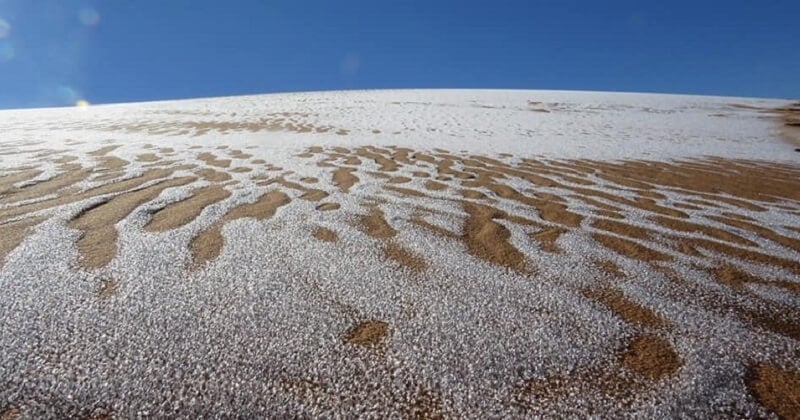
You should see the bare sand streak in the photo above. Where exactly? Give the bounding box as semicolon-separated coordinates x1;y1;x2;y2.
145;185;232;232
189;190;290;267
69;177;196;268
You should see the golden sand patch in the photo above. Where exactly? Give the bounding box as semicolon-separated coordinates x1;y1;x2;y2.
355;147;398;171
459;189;488;200
226;190;291;220
592;233;672;263
360;206;396;239
145;185;231;232
570;194;623;213
333;167;359;193
69;177;196;269
749;309;800;342
708;215;800;252
676;236;800;275
342;155;363;166
630;158;799;202
622;335;682;380
344;320;390;348
712;265;800;296
384;242;427;273
713;264;760;291
196;168;231;182
355;205;428;272
388;176;411;184
747;364;800;419
384;185;429;198
583;288;665;328
485;182;584;228
190;226;224;268
722;211;755;221
462;202;527;272
190;190;290;267
367;171;391;179
592;219;653;241
228;149;252;159
0;168;43;193
197;152;231;168
0;168;178;223
424;180;448;191
0;163;92;206
0;217;45;266
270;177;305;192
96;156;129;172
316;203;340;211
264;178;323;202
653;215;756;247
136;153;160;163
297;189;327;201
313;227;338;242
530;227;567;254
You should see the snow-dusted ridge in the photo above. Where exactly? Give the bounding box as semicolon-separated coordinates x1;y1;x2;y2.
0;89;795;160
0;90;798;418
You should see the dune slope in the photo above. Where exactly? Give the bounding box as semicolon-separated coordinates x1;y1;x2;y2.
0;90;798;418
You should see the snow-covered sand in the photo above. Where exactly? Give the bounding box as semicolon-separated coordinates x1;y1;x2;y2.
0;90;798;418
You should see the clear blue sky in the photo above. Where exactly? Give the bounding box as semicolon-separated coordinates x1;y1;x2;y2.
0;0;798;109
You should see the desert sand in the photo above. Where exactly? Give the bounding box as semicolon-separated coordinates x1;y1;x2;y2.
0;90;798;418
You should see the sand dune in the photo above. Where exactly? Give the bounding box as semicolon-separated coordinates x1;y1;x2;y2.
0;90;798;418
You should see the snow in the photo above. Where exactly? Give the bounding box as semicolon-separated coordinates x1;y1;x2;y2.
0;90;797;417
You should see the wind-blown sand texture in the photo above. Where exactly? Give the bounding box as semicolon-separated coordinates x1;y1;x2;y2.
0;90;798;418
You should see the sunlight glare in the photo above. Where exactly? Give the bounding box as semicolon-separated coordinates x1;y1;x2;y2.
0;18;10;39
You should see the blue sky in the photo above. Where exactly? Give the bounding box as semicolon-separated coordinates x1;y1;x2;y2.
0;0;798;109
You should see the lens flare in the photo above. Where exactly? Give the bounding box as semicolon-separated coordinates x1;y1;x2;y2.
75;99;90;108
0;19;10;39
56;85;80;104
78;8;100;26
